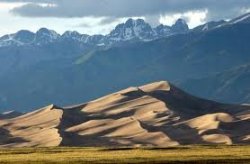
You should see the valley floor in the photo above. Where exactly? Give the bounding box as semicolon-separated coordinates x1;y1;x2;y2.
0;145;249;163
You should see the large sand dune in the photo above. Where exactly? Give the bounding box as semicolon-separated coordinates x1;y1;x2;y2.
0;81;249;147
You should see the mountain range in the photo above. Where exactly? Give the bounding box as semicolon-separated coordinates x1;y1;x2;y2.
0;18;189;48
0;13;250;111
0;81;249;147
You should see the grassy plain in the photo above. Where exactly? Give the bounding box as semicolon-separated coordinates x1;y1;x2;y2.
0;145;249;163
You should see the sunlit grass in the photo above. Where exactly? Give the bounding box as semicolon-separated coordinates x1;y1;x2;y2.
0;145;249;163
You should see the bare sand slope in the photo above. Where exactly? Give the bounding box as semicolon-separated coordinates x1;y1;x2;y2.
0;105;63;147
0;81;249;147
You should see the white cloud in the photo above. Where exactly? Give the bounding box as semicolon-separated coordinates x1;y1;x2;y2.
183;9;208;28
0;2;113;36
159;13;182;26
159;10;208;28
37;3;57;8
0;2;26;9
0;1;249;36
1;0;248;21
240;7;250;14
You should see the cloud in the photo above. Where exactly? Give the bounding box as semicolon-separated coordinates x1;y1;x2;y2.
74;17;117;28
2;0;250;25
98;17;122;26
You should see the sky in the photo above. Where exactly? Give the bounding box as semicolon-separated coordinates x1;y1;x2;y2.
0;0;250;36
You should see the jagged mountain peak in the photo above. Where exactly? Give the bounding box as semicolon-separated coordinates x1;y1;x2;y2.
175;18;187;25
36;28;60;38
171;18;189;33
124;18;147;26
35;28;60;45
62;31;81;37
13;30;35;43
108;18;154;41
154;24;172;36
37;28;55;33
62;31;83;41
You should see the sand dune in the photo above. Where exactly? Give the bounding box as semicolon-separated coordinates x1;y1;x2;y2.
0;81;249;147
0;105;63;147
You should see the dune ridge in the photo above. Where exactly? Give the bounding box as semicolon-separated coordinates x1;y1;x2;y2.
0;81;249;147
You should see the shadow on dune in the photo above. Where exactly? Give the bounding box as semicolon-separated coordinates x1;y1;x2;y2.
139;120;209;145
58;105;124;146
218;119;250;144
148;86;225;118
144;85;250;145
56;82;249;146
0;128;27;146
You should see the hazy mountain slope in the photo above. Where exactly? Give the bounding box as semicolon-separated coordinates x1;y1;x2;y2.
0;40;92;78
179;64;250;104
1;14;250;111
0;34;194;111
0;81;249;147
192;20;226;32
0;111;22;119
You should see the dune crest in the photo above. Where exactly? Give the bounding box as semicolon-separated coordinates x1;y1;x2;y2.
0;81;249;147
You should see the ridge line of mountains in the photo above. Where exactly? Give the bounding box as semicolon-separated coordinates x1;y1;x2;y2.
0;18;189;47
1;12;249;48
